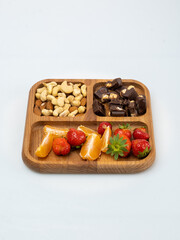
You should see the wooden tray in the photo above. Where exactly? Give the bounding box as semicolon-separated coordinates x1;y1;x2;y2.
22;79;155;173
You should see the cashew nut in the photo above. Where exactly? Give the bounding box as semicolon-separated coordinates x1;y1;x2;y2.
53;107;64;116
47;94;56;102
68;110;78;117
60;81;73;94
52;98;58;105
35;93;41;99
81;85;87;97
74;83;81;88
67;95;74;103
78;106;86;113
43;82;57;94
37;86;46;94
63;103;71;110
71;100;81;107
73;87;81;97
40;89;48;102
64;98;70;104
57;97;65;107
75;94;83;101
59;109;69;117
58;92;66;98
52;85;62;96
41;109;53;116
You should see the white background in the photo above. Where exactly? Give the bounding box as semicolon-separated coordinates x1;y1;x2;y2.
0;0;180;239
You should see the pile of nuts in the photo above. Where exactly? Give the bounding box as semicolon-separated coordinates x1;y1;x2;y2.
34;81;87;117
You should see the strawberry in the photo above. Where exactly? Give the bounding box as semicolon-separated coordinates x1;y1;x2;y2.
133;127;149;140
98;122;112;135
67;128;86;146
132;139;151;158
114;123;131;139
106;134;131;160
52;138;71;156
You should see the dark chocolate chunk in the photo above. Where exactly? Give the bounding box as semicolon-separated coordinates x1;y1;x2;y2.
120;99;130;107
109;91;119;100
111;109;126;117
106;78;122;90
93;99;106;116
101;93;110;103
136;95;146;115
119;87;128;97
115;85;126;95
94;87;108;99
109;104;123;112
110;98;122;105
128;100;138;117
121;85;138;100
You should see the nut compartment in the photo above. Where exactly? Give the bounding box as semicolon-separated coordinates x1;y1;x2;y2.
22;79;155;173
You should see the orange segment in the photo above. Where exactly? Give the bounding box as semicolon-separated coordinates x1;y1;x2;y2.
35;125;69;158
35;132;54;158
101;126;112;153
80;133;102;161
44;125;69;137
77;125;100;137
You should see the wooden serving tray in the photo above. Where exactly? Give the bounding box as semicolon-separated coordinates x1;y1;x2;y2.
22;79;155;173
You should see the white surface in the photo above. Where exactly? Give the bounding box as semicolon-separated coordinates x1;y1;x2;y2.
0;0;180;239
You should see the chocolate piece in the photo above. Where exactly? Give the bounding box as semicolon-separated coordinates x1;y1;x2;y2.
124;106;129;116
93;99;106;116
122;99;130;107
109;104;123;111
128;100;138;117
109;91;119;100
121;85;138;100
106;78;122;90
136;94;146;115
111;109;126;117
110;98;122;105
119;87;128;97
101;93;110;103
94;87;108;99
115;85;126;95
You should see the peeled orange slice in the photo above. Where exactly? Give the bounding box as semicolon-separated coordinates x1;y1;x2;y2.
35;132;54;158
80;133;102;161
35;125;69;158
77;125;100;137
44;125;69;137
101;126;112;153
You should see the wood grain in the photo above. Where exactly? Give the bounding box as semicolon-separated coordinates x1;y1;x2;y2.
22;79;156;173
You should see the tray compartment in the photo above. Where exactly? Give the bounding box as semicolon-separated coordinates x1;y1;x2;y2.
93;80;147;117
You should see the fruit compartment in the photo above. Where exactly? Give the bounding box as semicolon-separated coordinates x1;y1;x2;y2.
93;80;147;117
29;120;150;164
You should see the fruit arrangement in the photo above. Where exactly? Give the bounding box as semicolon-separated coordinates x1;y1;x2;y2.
35;122;151;161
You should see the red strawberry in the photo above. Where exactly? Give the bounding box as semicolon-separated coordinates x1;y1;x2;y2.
114;124;131;139
132;139;151;158
52;137;71;156
98;122;112;135
67;128;86;146
106;134;131;159
133;127;149;140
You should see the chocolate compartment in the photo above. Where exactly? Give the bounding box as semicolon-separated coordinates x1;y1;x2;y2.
93;80;146;117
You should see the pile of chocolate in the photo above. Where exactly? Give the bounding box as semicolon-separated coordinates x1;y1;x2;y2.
93;78;146;117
